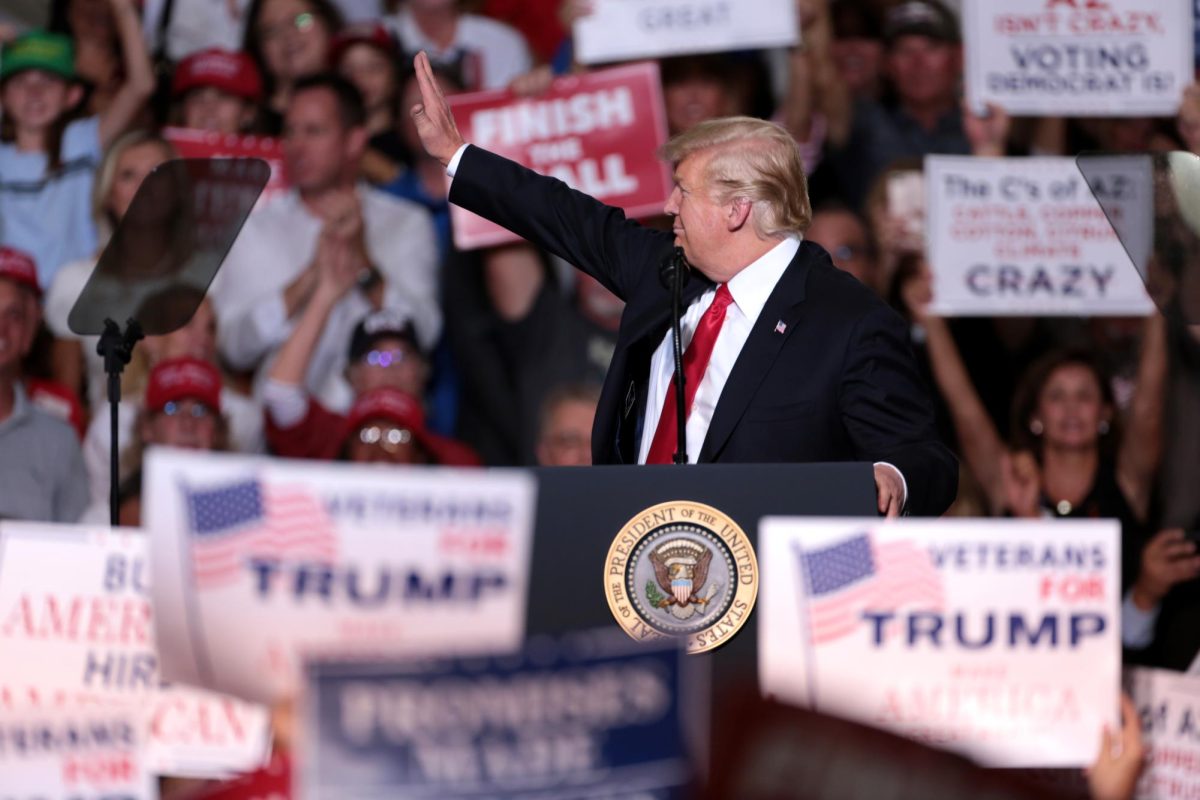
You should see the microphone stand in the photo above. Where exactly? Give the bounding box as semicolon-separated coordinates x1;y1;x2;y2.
668;247;689;464
97;317;143;526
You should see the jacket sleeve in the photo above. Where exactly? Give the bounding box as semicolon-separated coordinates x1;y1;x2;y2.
448;145;672;304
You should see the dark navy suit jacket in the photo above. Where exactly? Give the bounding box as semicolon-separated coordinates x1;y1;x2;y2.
449;146;958;516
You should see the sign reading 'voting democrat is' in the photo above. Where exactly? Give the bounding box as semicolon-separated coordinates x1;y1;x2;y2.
145;449;537;706
299;632;698;799
1128;667;1200;800
757;518;1121;767
926;155;1155;316
446;63;672;250
0;522;271;783
573;0;797;64
964;0;1194;116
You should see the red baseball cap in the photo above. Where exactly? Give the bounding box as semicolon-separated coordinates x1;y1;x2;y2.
145;357;222;414
341;388;479;466
172;48;263;103
331;22;397;64
0;246;40;296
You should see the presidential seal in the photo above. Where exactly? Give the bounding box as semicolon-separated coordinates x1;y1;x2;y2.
603;500;758;654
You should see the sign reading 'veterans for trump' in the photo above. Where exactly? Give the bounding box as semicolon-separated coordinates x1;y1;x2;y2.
572;0;798;64
963;0;1194;117
446;62;671;250
144;448;537;706
926;155;1155;316
0;522;271;780
757;518;1121;767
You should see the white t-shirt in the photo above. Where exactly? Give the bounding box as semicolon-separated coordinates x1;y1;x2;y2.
211;184;440;412
142;0;250;62
389;9;533;90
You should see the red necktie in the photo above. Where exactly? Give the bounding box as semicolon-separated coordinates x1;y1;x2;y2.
645;284;734;464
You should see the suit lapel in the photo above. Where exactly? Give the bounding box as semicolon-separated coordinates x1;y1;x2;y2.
698;255;810;462
610;276;713;462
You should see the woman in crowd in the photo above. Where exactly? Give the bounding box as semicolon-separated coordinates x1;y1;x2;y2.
901;265;1168;581
242;0;343;134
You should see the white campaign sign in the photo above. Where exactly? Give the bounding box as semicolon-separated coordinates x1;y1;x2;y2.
963;0;1194;117
573;0;797;64
0;522;271;780
926;155;1155;316
144;448;537;705
0;707;157;800
758;518;1121;767
1128;667;1200;800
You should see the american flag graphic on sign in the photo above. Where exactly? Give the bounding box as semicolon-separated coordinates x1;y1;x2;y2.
183;480;337;588
797;534;942;645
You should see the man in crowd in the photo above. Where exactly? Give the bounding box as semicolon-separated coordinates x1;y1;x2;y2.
213;72;438;412
0;247;87;522
261;238;476;464
810;0;970;210
409;51;957;516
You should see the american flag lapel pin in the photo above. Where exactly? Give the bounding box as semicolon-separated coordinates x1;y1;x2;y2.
774;320;787;335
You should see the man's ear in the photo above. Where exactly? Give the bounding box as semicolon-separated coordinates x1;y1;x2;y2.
727;197;752;232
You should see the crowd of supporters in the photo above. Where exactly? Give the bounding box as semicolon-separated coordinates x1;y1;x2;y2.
0;0;1198;679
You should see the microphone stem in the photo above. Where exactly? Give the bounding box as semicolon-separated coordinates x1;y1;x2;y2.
671;254;687;464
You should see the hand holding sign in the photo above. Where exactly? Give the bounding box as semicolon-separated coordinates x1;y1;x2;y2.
1085;694;1145;800
410;51;466;167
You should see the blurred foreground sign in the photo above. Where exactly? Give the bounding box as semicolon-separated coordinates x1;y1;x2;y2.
926;155;1155;316
963;0;1193;116
573;0;797;64
299;631;700;800
144;449;537;705
0;522;270;780
0;707;155;800
1127;667;1200;800
757;518;1120;767
447;63;671;250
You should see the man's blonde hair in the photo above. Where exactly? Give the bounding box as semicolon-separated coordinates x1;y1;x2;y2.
659;116;812;238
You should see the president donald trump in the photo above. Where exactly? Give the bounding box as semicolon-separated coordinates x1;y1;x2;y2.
409;52;958;516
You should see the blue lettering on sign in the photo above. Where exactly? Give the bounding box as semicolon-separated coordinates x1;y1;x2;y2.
247;559;508;605
964;265;1114;297
863;611;1105;648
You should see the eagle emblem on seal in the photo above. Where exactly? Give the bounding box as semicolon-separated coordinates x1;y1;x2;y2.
646;538;720;620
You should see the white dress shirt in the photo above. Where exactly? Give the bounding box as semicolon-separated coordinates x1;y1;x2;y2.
639;237;799;464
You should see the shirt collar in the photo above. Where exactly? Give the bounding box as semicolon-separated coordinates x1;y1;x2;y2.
726;235;801;324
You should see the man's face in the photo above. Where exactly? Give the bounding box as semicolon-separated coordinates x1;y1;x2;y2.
141;398;218;450
347;336;426;396
886;35;960;109
663;150;729;279
346;419;427;464
181;87;252;134
807;210;877;288
284;88;357;192
536;399;595;467
0;281;31;373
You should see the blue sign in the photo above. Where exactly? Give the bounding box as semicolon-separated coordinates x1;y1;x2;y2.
300;630;700;799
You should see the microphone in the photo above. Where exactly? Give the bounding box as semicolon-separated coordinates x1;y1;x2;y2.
659;246;691;290
661;246;689;464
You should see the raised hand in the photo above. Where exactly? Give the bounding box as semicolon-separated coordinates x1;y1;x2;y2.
1131;528;1200;610
1000;449;1041;518
409;51;466;166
